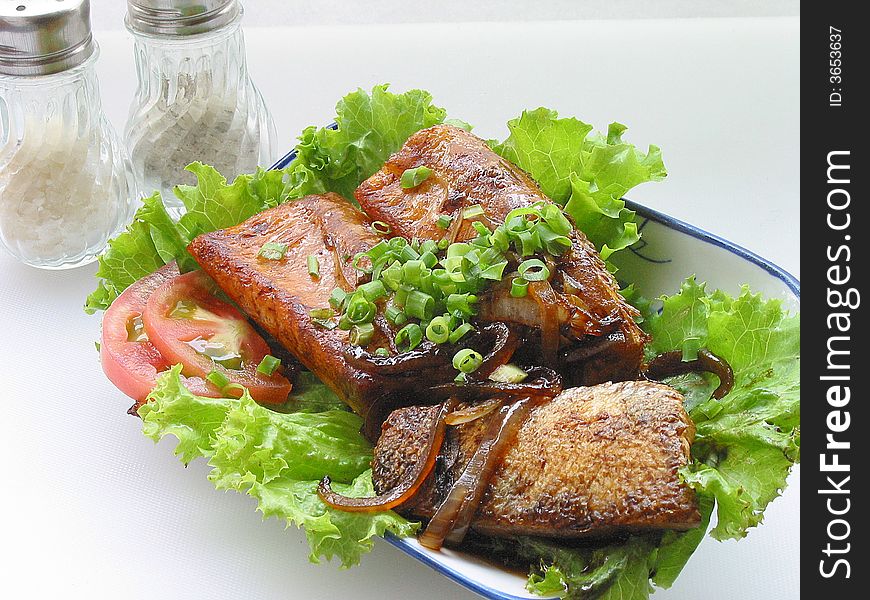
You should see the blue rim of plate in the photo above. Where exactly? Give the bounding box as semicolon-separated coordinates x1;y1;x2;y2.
269;134;800;600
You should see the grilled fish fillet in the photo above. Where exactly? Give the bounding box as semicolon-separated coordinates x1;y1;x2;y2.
355;125;648;384
372;380;700;538
187;193;385;415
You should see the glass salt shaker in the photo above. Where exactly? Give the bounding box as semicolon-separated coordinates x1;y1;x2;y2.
0;0;137;269
124;0;278;218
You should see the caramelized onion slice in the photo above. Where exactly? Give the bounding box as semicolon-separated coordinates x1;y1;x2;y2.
445;398;503;426
645;349;735;399
419;397;537;550
528;280;561;364
318;398;457;512
474;322;520;378
430;366;563;400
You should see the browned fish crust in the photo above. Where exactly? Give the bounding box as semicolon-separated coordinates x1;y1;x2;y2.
187;193;387;415
373;380;700;539
355;125;649;384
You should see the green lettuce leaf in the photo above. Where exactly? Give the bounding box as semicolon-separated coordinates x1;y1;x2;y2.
139;366;418;567
492;111;665;261
85;166;291;312
283;85;447;200
644;278;800;540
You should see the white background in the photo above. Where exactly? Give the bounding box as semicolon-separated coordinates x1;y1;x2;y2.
1;8;799;600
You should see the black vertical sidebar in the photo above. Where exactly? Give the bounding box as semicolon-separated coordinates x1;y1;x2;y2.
802;5;866;597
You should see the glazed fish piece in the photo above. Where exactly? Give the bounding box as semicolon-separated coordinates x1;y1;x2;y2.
372;380;700;539
355;125;648;384
187;193;385;415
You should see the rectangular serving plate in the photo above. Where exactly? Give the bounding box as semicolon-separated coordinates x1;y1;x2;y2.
271;145;801;600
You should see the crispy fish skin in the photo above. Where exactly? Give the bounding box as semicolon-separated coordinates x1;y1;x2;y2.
187;193;385;415
372;381;700;539
355;125;648;384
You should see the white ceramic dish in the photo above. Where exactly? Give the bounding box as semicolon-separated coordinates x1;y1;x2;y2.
270;151;801;600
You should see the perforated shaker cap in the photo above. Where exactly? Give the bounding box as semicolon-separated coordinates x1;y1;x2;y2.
0;0;96;76
125;0;241;37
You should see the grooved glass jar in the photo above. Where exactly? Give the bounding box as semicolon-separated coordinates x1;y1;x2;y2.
124;1;278;218
0;1;137;269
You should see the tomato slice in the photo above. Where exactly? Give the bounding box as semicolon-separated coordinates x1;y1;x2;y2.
141;269;292;404
101;264;219;409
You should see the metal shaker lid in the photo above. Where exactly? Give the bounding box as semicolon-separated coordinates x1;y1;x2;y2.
125;1;241;37
0;0;96;76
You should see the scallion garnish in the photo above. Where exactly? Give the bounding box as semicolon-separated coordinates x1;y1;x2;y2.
518;258;551;281
436;214;453;229
256;354;281;376
374;347;391;357
405;290;435;321
371;221;392;236
463;205;485;219
258;242;288;260
395;323;424;352
329;288;348;311
307;255;320;278
400;166;433;189
452;348;483;373
349;323;375;346
510;277;529;298
206;369;230;390
425;315;451;344
488;363;528;383
448;322;474;344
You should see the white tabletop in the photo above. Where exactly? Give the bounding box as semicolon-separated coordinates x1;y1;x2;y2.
0;17;799;600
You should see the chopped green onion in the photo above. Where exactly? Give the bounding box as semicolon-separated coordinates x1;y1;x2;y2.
510;277;529;298
206;369;230;390
420;239;439;255
448;322;474;344
346;294;377;324
437;238;450;250
349;323;375;346
358;280;387;302
454;372;468;383
256;355;282;376
394;285;412;307
309;307;334;319
405;290;435;320
426;315;451;344
453;348;483;373
419;250;438;269
472;221;490;236
329;288;348;311
436;215;453;229
446;293;477;318
480;260;508;281
395;323;424;352
388;237;408;250
371;221;392;236
488;363;528;383
374;347;390;357
258;242;288;260
381;261;404;290
518;258;551;281
401;166;433;189
463;205;485;219
399;244;421;262
385;304;407;326
352;252;373;274
307;255;320;278
313;318;337;330
337;315;353;330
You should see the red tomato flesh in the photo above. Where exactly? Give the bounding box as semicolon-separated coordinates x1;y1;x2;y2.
100;264;219;409
142;269;292;404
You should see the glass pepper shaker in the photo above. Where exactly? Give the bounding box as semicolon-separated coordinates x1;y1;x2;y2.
0;0;137;269
124;0;278;218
